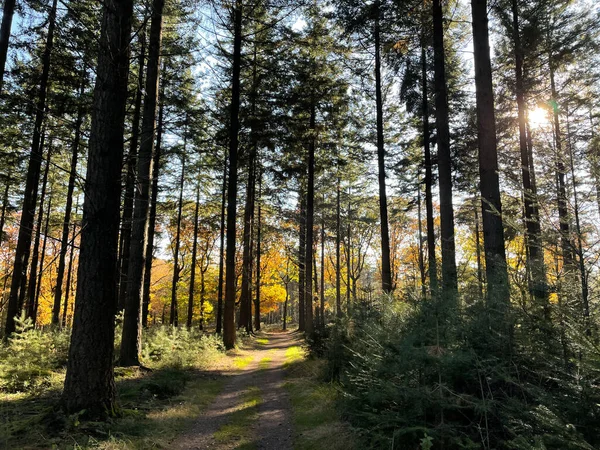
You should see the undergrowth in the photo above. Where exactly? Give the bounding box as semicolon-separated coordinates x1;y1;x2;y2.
0;321;227;448
324;296;600;449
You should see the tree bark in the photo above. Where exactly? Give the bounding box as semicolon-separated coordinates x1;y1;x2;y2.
170;150;186;327
62;0;133;417
549;57;574;270
62;202;79;327
304;102;316;335
432;0;458;300
54;73;86;324
510;0;548;315
0;0;16;93
374;1;392;294
254;171;261;331
421;40;438;297
5;0;58;335
320;214;325;329
34;191;52;322
239;149;256;333
118;28;146;311
0;181;10;243
27;144;52;318
120;0;164;365
565;106;590;327
142;93;164;328
187;179;200;329
216;152;227;334
298;190;306;331
335;175;341;316
223;0;242;349
470;0;510;315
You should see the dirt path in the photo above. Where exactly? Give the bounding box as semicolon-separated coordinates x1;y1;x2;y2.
170;331;299;450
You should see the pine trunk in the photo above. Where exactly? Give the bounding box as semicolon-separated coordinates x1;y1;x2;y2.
120;0;164;365
335;176;341;316
5;0;58;335
304;102;316;335
374;1;392;294
54;74;86;324
0;0;16;93
118;29;146;310
223;0;242;349
254;171;261;331
170;152;186;327
432;0;458;300
0;181;10;243
216;152;227;334
62;0;133;417
298;191;306;331
142;95;164;328
421;41;438;296
27;145;52;318
187;180;200;329
470;0;510;316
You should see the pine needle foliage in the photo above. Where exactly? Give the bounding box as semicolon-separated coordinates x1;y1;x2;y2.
326;295;600;449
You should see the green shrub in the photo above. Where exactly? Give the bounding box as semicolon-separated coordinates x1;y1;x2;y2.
327;296;600;449
141;326;224;368
0;313;70;393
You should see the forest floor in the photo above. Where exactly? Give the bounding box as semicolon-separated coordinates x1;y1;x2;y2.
0;329;354;450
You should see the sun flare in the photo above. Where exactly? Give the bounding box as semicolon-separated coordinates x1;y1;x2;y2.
528;106;549;127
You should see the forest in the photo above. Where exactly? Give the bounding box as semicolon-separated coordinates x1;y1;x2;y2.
0;0;600;448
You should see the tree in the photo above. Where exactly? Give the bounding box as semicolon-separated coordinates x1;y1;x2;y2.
120;0;165;366
62;0;134;416
470;0;510;321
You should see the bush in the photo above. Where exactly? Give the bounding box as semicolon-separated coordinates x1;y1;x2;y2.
0;313;70;393
327;296;600;449
141;326;224;368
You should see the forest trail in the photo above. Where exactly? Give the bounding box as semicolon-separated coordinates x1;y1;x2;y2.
170;331;299;450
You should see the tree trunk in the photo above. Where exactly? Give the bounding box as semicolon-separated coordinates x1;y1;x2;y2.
34;191;52;322
474;196;484;298
374;1;392;294
239;149;256;333
335;175;341;316
120;0;164;365
510;0;548;316
187;180;200;329
320;215;325;329
298;191;306;331
54;73;86;324
549;57;574;270
0;181;10;243
346;187;351;308
254;171;261;331
417;178;426;298
304;102;316;335
420;32;439;298
5;0;58;335
142;93;164;328
62;202;79;327
223;0;242;350
566;106;590;328
170;151;186;327
27;144;52;318
432;0;458;301
0;0;16;93
118;28;146;311
62;0;134;417
216;152;227;334
470;0;510;316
